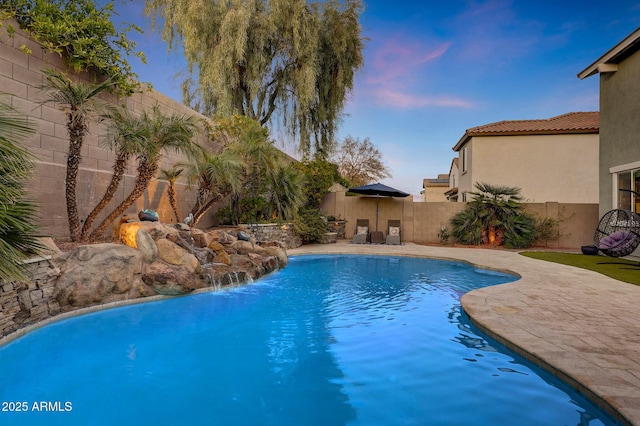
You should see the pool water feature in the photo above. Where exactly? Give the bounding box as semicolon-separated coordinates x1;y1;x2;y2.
0;255;620;425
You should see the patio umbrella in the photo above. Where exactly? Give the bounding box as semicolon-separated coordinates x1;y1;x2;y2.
348;183;411;231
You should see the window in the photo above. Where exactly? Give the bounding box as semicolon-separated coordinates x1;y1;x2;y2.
461;146;468;173
611;164;640;212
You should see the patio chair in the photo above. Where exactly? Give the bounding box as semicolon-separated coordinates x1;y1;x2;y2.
594;209;640;257
352;219;369;244
386;220;401;245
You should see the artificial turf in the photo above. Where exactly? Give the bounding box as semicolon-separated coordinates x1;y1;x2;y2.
519;251;640;286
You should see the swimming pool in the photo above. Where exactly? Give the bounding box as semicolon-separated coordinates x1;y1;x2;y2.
0;255;619;425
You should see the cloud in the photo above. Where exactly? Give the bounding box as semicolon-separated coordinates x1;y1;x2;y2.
374;88;475;109
357;35;474;109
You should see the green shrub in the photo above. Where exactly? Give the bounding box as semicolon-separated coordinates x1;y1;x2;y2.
293;208;327;244
450;182;537;248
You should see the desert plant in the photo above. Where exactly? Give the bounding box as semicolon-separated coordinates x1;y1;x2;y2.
0;99;44;281
451;182;536;248
40;69;113;241
437;225;450;245
159;166;184;223
79;105;146;241
87;106;200;240
185;149;245;226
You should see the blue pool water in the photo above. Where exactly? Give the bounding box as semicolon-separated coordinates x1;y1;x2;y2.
0;255;620;425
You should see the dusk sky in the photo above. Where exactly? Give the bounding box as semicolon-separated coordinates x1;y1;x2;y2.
114;0;640;198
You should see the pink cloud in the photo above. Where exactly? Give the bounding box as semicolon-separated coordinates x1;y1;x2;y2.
366;39;450;85
372;88;475;109
356;35;474;110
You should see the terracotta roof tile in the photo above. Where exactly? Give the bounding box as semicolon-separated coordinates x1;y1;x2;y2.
453;112;599;151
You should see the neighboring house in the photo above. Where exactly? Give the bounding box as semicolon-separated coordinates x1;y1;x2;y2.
578;27;640;217
451;112;600;203
421;174;450;202
444;158;459;202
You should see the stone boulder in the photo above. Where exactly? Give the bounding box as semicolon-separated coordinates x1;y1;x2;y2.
54;244;154;311
142;261;203;295
51;221;289;314
156;238;201;274
208;229;237;245
136;229;158;262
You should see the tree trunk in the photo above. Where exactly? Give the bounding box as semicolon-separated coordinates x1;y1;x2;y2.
192;192;225;226
80;149;129;242
88;160;158;241
168;183;180;223
65;115;85;242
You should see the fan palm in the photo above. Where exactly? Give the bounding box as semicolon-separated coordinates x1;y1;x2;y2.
88;106;200;240
451;182;536;247
40;69;113;241
0;99;44;281
468;182;523;245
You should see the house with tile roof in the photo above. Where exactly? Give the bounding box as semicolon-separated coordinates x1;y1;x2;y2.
451;112;599;203
420;174;450;202
579;27;640;217
444;158;459;202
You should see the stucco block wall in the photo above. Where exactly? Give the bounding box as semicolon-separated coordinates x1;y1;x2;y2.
461;134;599;204
599;49;640;216
1;19;216;238
321;190;598;248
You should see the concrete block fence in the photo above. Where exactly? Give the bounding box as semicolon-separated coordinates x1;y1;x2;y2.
1;18;218;238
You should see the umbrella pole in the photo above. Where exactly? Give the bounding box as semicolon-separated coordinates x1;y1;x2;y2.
376;195;379;231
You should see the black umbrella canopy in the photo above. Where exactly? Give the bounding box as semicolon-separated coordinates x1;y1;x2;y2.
348;182;411;198
348;183;411;232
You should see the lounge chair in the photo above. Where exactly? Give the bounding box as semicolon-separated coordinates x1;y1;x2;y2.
352;219;369;244
386;220;401;245
594;209;640;257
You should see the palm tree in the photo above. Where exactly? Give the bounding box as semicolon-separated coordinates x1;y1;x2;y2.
87;106;200;241
79;105;147;242
469;182;523;245
0;99;44;281
40;69;113;241
186;149;245;226
159;166;184;223
225;132;280;224
264;162;306;221
451;182;536;248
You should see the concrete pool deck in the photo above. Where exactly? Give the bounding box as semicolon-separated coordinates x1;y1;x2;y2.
288;242;640;425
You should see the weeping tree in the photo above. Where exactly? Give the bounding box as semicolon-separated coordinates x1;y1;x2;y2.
145;0;364;155
0;99;44;281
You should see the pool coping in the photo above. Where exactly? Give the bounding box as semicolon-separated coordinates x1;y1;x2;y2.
288;242;640;426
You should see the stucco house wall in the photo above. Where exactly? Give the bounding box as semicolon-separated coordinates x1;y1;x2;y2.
592;38;640;216
461;133;599;203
